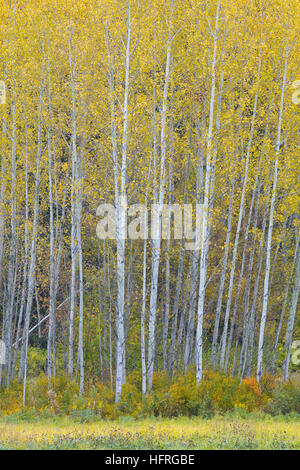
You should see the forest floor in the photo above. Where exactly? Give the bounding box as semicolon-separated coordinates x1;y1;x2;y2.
0;415;299;449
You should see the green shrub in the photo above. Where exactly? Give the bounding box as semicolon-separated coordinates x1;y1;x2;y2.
265;381;300;415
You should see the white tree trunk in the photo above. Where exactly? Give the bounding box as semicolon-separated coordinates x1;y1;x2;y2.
282;236;300;380
147;0;174;391
195;2;220;383
257;35;289;383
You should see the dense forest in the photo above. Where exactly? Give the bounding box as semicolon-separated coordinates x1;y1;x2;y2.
0;0;299;413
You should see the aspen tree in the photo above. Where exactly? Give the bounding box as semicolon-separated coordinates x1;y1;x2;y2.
195;2;220;383
257;32;290;383
147;0;175;391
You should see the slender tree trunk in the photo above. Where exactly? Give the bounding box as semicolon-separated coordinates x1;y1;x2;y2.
220;33;262;369
257;35;289;383
3;93;17;386
211;174;234;369
271;235;298;373
169;245;185;375
184;160;202;372
22;78;44;404
68;30;77;378
147;0;174;391
282;236;300;380
195;2;220;383
163;163;173;370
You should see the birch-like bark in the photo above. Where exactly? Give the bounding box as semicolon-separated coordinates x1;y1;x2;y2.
123;240;133;384
141;237;148;395
219;33;262;369
238;171;262;376
47;61;56;381
141;159;152;395
195;2;220;383
172;153;190;370
4;94;17;385
51;151;68;378
211;174;234;369
12;126;29;379
176;262;192;367
35;279;41;339
77;144;84;394
270;235;298;372
282;236;300;380
246;192;269;377
147;0;174;391
225;162;262;373
114;4;131;401
97;252;104;380
0;113;7;295
257;35;289;383
68;29;77;378
184;156;202;371
163;163;173;370
22;78;44;404
169;245;185;375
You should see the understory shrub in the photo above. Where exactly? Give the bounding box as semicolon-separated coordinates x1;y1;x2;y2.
0;369;299;419
265;381;300;415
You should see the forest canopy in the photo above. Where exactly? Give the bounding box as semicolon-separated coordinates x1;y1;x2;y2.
0;0;299;409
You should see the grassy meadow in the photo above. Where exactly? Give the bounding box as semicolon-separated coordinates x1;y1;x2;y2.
0;415;299;450
0;0;299;453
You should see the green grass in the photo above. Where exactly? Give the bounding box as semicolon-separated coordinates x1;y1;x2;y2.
0;415;299;449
